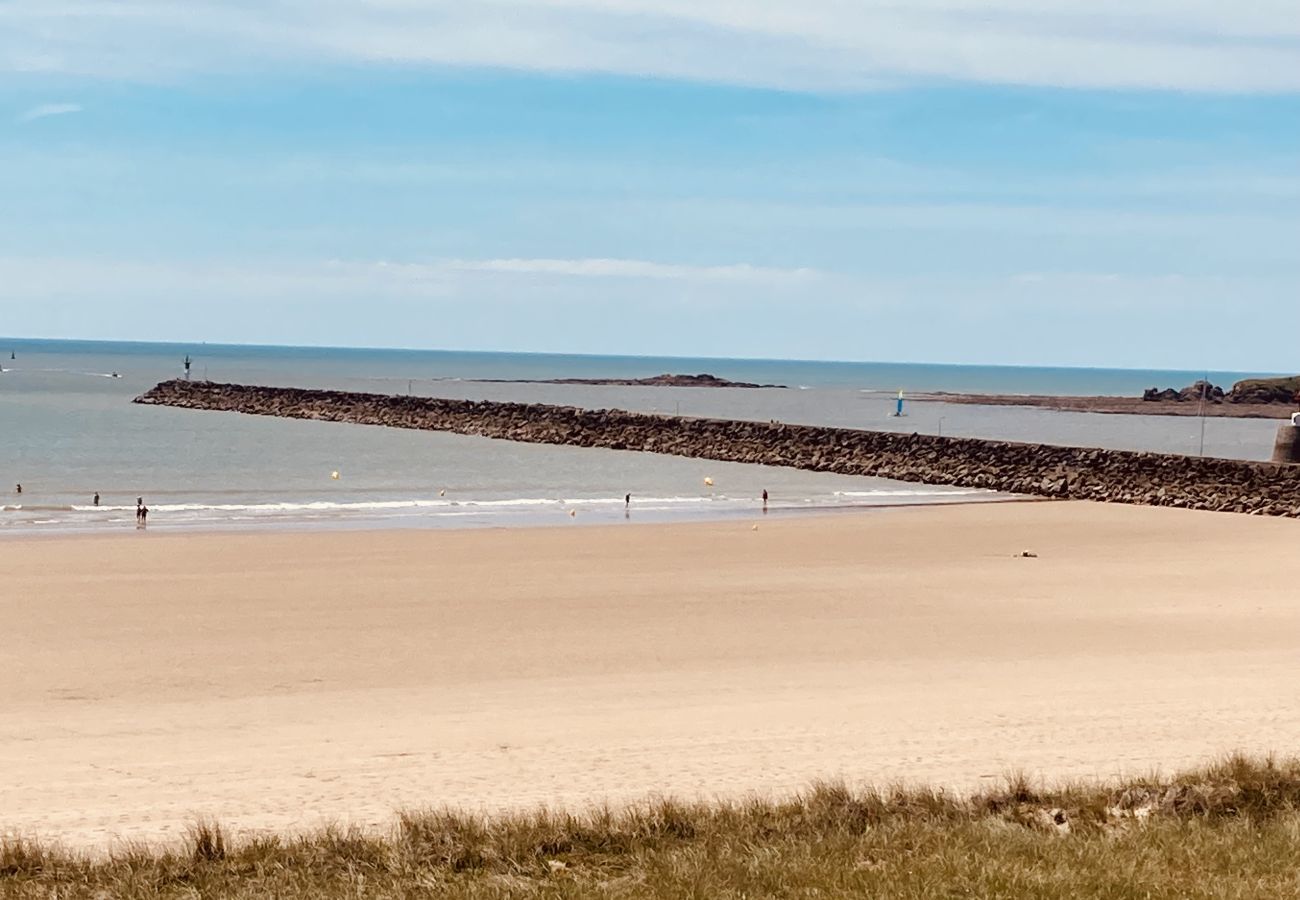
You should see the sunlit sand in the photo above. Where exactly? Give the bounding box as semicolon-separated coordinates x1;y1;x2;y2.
3;501;1298;848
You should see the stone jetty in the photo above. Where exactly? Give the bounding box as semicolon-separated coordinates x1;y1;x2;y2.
135;380;1300;517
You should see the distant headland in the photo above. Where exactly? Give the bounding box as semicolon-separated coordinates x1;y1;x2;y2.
471;373;786;389
913;375;1300;419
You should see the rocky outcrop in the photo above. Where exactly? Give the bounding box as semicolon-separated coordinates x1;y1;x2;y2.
1143;381;1225;403
1183;381;1225;402
135;381;1300;517
1142;375;1300;407
474;373;786;388
1228;376;1300;406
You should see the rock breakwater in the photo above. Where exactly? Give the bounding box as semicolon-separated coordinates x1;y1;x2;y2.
136;381;1300;517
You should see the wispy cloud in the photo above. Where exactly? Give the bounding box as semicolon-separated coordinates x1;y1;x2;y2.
0;255;816;296
440;257;821;282
15;102;82;123
2;1;1298;92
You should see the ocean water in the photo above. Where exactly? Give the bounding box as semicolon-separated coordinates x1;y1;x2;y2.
0;338;1284;534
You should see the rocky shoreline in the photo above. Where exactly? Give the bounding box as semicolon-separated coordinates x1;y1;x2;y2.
912;392;1294;419
135;380;1300;518
915;375;1300;420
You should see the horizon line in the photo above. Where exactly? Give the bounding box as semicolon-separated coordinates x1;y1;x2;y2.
0;335;1286;378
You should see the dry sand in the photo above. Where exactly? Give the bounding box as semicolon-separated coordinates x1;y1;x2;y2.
4;501;1299;849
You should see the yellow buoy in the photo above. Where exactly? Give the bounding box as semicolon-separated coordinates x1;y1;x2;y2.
331;471;340;480
703;477;714;487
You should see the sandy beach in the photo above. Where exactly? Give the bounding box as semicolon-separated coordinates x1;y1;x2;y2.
4;501;1299;849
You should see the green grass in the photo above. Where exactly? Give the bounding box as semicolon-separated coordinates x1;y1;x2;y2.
7;756;1300;898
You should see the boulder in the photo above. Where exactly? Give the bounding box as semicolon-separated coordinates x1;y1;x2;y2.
1177;381;1224;403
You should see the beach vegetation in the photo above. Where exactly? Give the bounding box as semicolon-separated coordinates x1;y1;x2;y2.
5;755;1300;898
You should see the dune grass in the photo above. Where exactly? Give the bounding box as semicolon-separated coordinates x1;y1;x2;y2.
7;755;1300;898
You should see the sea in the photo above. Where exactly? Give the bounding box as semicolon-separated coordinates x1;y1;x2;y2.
0;338;1285;535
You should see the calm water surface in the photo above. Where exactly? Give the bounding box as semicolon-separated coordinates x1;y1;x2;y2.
0;339;1282;534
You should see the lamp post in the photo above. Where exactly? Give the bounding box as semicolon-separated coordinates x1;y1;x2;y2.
1197;373;1208;457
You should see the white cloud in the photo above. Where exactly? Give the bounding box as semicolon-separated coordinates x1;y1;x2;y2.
0;255;818;297
15;102;82;123
1;0;1298;92
441;257;820;282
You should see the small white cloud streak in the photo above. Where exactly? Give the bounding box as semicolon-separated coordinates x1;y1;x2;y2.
2;1;1299;92
438;257;821;282
0;255;817;300
0;254;1273;303
15;102;82;123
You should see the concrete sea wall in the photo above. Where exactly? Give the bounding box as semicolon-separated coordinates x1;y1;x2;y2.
136;380;1300;517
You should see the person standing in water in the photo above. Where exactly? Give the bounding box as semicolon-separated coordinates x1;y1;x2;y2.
15;483;21;495
93;492;100;507
135;497;143;525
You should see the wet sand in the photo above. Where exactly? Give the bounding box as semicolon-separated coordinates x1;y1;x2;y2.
3;502;1299;849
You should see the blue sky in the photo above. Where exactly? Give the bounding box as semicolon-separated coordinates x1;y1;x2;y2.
2;1;1299;369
